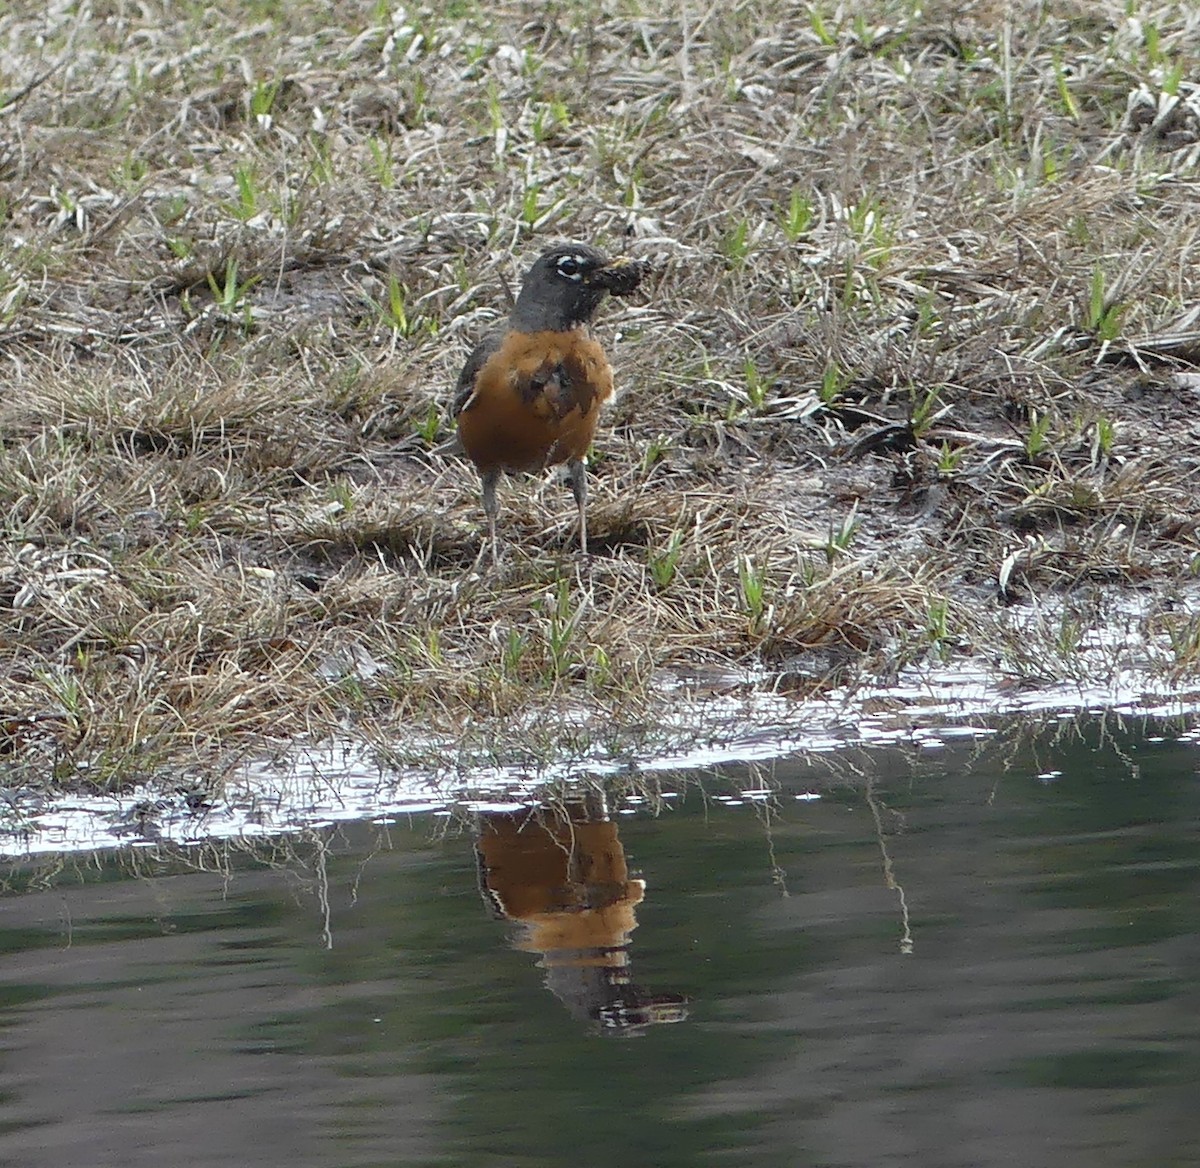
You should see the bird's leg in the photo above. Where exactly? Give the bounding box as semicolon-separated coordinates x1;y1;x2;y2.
567;458;588;555
481;467;501;564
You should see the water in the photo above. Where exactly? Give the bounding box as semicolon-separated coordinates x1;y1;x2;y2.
2;717;1199;1167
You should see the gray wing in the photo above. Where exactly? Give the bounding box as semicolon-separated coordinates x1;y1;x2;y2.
450;326;506;419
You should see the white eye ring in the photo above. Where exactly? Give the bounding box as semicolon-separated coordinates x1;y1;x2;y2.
556;254;586;280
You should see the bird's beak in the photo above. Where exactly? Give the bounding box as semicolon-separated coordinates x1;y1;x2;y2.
592;255;650;296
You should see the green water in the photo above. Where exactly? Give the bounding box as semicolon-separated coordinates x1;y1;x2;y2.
2;718;1199;1167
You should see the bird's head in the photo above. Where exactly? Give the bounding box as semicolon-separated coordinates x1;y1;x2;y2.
511;243;650;331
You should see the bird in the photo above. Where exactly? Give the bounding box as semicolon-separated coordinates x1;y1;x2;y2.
450;242;648;559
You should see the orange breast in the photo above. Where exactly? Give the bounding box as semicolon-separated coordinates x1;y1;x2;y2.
457;329;615;473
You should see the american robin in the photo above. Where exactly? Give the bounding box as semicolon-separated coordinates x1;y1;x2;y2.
450;243;648;558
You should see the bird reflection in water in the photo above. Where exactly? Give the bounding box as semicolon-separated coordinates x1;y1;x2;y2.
474;792;688;1034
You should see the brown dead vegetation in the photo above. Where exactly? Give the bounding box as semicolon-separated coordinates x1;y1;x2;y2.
1;1;1199;791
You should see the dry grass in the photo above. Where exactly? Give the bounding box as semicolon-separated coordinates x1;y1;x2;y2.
2;0;1200;791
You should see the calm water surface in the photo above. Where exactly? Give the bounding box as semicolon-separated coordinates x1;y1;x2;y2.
2;718;1199;1167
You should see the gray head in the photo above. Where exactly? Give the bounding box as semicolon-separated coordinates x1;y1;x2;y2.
510;243;648;332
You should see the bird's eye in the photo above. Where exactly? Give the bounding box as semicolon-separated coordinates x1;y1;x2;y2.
556;255;584;280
